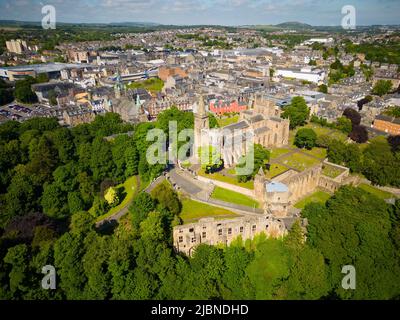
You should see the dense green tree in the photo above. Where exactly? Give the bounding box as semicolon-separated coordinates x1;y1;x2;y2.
130;192;156;230
41;182;69;219
282;97;310;129
372;80;393;96
294;128;317;149
318;84;328;94
54;232;87;299
302;186;400;299
150;183;181;216
336;116;352;134
14;77;38;104
90;137;115;184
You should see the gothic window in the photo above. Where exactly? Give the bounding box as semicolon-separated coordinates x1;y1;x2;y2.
202;232;206;238
252;225;256;232
179;236;183;243
218;229;222;236
240;226;244;233
189;228;194;232
228;228;232;235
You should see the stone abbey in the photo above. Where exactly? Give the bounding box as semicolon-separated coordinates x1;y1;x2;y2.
173;94;352;256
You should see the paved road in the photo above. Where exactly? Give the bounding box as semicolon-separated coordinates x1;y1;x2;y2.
169;169;203;195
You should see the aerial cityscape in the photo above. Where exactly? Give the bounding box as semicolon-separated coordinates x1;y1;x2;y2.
0;0;400;305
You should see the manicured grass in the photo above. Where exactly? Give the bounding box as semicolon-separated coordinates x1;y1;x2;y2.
181;160;191;169
180;198;238;223
266;163;289;179
270;147;292;159
322;164;344;179
217;115;239;127
279;152;320;172
359;183;394;200
95;176;138;222
211;186;259;208
290;124;347;147
126;77;164;93
294;190;332;209
198;168;254;189
302;147;327;159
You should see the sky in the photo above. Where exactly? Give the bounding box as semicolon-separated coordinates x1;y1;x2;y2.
0;0;399;26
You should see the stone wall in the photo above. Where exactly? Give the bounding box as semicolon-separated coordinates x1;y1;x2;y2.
173;215;286;256
281;164;322;204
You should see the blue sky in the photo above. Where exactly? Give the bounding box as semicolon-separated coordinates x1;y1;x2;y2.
0;0;399;26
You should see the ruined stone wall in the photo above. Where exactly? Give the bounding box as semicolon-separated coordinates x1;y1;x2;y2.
173;215;286;256
318;176;342;193
281;164;322;204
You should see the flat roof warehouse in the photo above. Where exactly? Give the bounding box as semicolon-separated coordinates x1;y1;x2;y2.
0;62;93;81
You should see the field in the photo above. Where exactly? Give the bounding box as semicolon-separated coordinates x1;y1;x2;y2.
126;77;164;93
180;198;238;223
358;183;395;200
270;147;292;159
211;186;259;208
95;176;138;222
266;163;289;179
198;168;254;189
289;123;347;147
302;147;327;159
322;164;344;179
217;115;239;127
279;152;320;172
294;190;332;209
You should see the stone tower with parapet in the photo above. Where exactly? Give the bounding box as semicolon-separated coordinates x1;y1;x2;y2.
193;95;209;160
254;167;266;204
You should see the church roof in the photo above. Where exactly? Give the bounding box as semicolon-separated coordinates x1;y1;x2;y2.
223;120;249;131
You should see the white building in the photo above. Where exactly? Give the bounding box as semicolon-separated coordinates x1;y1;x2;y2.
276;67;326;84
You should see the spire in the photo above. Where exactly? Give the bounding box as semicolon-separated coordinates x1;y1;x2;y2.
197;94;206;116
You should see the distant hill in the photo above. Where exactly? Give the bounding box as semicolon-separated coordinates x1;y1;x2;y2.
275;21;313;29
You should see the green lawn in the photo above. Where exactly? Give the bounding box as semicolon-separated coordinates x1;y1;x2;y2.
198;168;254;189
217;115;239;127
270;147;292;159
211;186;259;208
322;164;344;179
126;77;164;93
290;124;347;147
294;190;332;209
180;198;238;223
279;152;320;172
359;183;395;200
266;163;289;179
95;176;138;222
302;147;327;159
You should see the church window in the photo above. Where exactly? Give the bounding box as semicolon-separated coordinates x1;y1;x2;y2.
252;225;256;232
202;232;206;238
179;236;183;243
240;226;244;233
218;229;222;236
228;228;232;235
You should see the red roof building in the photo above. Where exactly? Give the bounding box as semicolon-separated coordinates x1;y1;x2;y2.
209;99;247;115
